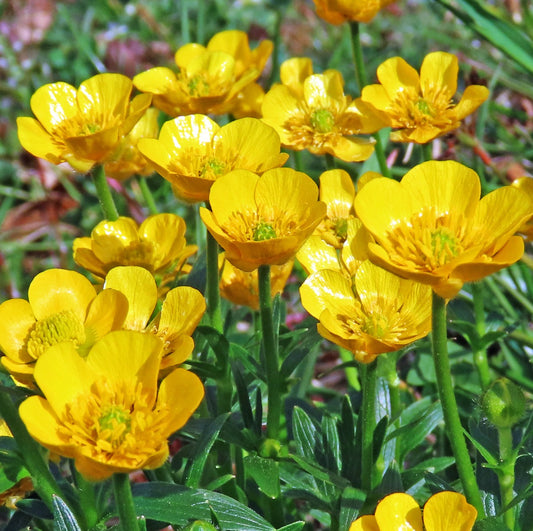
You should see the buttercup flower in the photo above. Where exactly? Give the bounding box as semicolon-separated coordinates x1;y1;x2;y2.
361;51;489;143
17;73;151;173
219;253;294;311
0;269;127;385
103;266;206;371
73;213;196;288
349;491;477;530
138;115;288;202
512;176;533;240
104;107;160;181
300;260;432;363
133;30;272;117
262;58;384;161
200;168;326;271
314;0;397;24
19;330;204;480
354;160;532;298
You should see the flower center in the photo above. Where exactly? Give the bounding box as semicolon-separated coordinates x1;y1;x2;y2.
98;404;132;448
334;218;348;240
310;108;335;133
431;227;459;265
26;310;86;360
187;75;211;97
253;221;277;241
200;158;226;178
415;98;434;116
361;313;389;339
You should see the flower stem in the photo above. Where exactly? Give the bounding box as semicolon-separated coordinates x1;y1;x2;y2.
112;472;139;531
472;282;491;390
92;164;119;221
431;293;485;515
348;21;390;179
138;177;158;215
0;390;63;509
205;224;223;333
360;359;378;492
258;265;282;440
497;426;516;530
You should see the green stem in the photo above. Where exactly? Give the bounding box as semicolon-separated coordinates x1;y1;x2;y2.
113;472;139;531
324;152;336;170
348;21;390;178
360;359;378;492
92;164;119;221
0;390;64;509
472;282;491;390
74;467;98;529
258;265;282;440
205;223;223;332
180;0;190;42
380;352;401;421
292;150;303;172
339;348;360;391
493;274;533;315
497;426;515;530
431;293;485;515
422;142;433;163
138;177;158;215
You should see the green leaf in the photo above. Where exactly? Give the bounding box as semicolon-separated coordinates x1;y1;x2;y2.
288;454;350;490
276;522;305;531
232;363;255;431
52;495;82;531
322;415;341;474
337;487;365;531
291;407;320;461
196;325;230;368
473;516;510;531
184;413;230;488
243;455;280;498
132;482;275;531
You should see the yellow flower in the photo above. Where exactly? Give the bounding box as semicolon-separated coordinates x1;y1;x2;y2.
18;330;204;481
104;107;160;181
138;115;288;203
218;253;294;311
73;214;197;288
300;260;431;363
133;30;272;117
361;51;489;143
200;168;326;271
0;269;127;386
262;58;384;161
314;0;397;24
17;73;152;173
349;491;477;531
103;266;206;371
512;176;533;240
354;160;532;299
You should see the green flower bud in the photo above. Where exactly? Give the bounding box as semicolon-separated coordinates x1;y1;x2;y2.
258;438;281;458
482;378;526;429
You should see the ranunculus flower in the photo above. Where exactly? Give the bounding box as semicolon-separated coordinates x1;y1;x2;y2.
314;0;397;25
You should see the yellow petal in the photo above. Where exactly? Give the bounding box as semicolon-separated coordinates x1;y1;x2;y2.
349;514;380;531
423;491;477;531
304;71;345;109
453;85;489;121
73;238;106;279
77;73;132;118
360;84;393;115
297;235;340;275
85;288;128;339
159;286;206;337
29;81;78;132
103;266;158;330
324;135;375;162
91;217;139;263
261;85;303;146
0;299;36;363
133;67;179;95
419;51;458;100
280;57;314;97
376;57;420;100
16;117;64;164
157;368;205;432
319;169;356;218
375;492;423;531
175;43;207;68
160;335;195;369
28;269;96;321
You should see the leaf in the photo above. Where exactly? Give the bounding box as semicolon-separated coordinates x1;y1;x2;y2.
184;413;230;488
52;495;82;531
132;482;275;531
276;523;305;531
288;454;350;490
232;363;255;431
337;487;365;531
473;517;510;531
322;415;341;474
196;326;230;369
243;455;280;498
291;407;320;461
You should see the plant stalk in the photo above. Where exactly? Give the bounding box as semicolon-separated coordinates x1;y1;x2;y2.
138;177;158;215
92;164;119;221
112;472;139;531
472;281;491;390
360;359;378;492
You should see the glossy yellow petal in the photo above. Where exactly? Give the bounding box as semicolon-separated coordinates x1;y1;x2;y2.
159;335;195;369
164;115;219;151
85;288;128;340
33;342;97;414
325;135;376;162
28;269;96;321
91;217;139;263
375;493;423;531
349;514;380;531
133;67;179;95
159;286;206;337
103;266;158;330
423;491;477;531
86;330;162;402
0;299;36;363
297;235;340;275
376;57;420;99
29;82;78;132
304;71;345;109
419;52;458;100
77;73;132;118
320;169;356;218
16;117;64;164
175;43;207;68
360;84;393;115
73;237;106;278
19;396;76;457
453;85;490;120
280;57;313;97
156;368;205;431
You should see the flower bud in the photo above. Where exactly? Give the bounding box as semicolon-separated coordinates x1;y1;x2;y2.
482;378;526;428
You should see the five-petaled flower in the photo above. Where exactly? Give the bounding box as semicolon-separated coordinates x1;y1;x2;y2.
18;330;204;481
349;491;477;531
361;51;489;143
262;58;384;161
17;73;151;173
313;0;397;24
354;160;533;299
200;167;327;271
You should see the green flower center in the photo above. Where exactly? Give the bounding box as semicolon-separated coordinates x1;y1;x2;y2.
188;76;210;97
416;99;434;116
431;228;459;265
201;158;226;178
79;123;101;135
27;310;86;360
334;218;348;240
310;108;335;133
361;313;389;339
98;404;132;447
253;222;277;241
